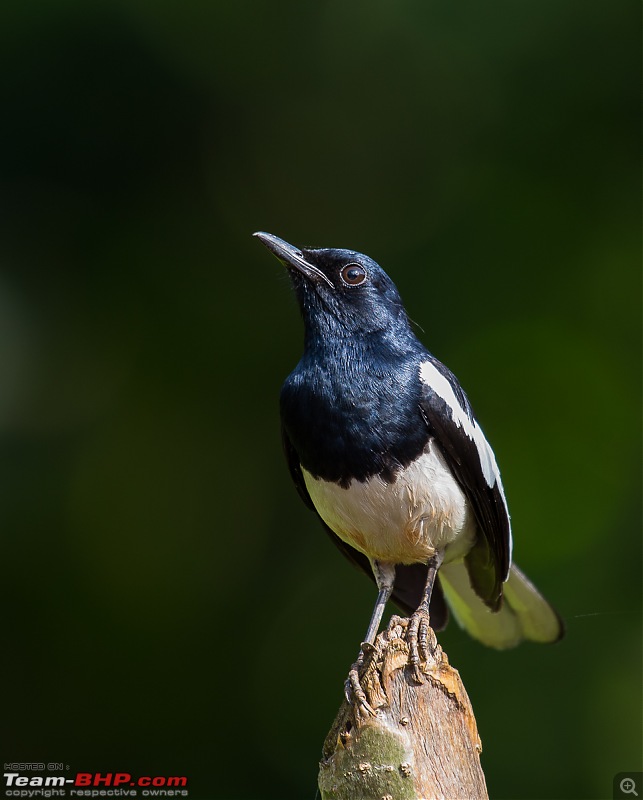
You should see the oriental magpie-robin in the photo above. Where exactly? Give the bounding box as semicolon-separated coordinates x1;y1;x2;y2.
255;232;563;700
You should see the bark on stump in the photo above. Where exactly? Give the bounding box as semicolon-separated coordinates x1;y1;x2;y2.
319;618;488;800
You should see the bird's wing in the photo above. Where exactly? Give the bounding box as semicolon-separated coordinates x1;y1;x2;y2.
281;425;316;511
418;356;512;610
281;426;449;630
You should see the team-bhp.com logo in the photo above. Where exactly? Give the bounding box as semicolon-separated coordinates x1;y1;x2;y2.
4;770;188;797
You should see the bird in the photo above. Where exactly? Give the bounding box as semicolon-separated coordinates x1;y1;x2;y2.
254;231;563;709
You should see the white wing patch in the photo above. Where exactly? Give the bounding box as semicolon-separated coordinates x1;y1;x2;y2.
419;360;512;567
419;360;503;493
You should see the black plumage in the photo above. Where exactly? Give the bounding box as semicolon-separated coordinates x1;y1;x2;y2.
255;231;563;656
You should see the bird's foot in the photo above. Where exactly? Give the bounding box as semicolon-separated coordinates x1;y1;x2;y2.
406;604;433;683
344;642;377;717
387;610;436;683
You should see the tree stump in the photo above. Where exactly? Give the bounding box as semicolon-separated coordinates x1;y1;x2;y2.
319;618;488;800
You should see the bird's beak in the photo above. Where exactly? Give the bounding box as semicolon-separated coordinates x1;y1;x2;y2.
253;231;333;287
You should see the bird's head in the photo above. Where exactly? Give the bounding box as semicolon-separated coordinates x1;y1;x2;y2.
254;232;410;341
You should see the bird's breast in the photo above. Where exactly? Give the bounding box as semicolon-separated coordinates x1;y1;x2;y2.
281;356;428;485
302;439;476;565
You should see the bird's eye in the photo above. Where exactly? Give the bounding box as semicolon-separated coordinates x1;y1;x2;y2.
340;263;367;286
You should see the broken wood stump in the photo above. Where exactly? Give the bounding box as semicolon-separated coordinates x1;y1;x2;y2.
319;618;488;800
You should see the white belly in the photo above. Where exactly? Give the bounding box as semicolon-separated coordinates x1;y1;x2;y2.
302;439;476;565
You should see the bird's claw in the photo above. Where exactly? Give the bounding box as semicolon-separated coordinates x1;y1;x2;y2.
406;606;432;683
360;640;376;657
344;643;377;717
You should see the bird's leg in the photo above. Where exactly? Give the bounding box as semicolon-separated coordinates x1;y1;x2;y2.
407;552;443;683
345;561;395;716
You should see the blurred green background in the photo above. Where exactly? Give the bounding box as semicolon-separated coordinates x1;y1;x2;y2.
1;1;640;798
